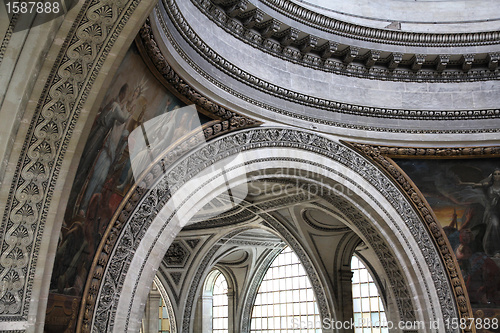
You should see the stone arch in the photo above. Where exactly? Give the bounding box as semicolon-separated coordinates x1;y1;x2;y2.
88;127;462;332
0;0;158;328
202;268;231;298
199;267;232;333
236;221;334;333
171;217;335;333
153;275;177;333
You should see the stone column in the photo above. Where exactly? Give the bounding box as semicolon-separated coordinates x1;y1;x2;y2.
339;269;354;333
201;295;213;333
143;289;162;333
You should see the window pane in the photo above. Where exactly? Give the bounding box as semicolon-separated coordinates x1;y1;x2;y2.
158;293;171;333
351;255;387;333
212;271;228;333
250;246;321;331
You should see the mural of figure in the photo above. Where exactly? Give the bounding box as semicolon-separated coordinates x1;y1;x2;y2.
123;105;199;186
462;168;500;257
66;84;131;219
455;228;500;305
78;86;139;212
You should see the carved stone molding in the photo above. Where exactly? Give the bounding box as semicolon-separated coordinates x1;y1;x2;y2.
0;14;18;65
155;0;500;121
0;0;146;321
138;18;261;135
190;0;500;82
150;2;500;133
153;275;177;333
260;0;500;47
0;0;259;326
164;241;190;267
353;145;500;159
346;141;487;328
87;127;464;332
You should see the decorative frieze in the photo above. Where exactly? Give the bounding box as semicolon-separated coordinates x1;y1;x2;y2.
260;0;500;47
189;0;500;82
155;1;500;121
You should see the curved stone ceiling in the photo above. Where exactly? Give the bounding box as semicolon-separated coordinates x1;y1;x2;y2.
149;0;500;140
291;0;500;32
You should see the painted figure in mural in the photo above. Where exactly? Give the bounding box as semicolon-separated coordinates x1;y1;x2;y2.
461;168;500;257
51;84;135;294
121;104;200;188
77;84;141;213
455;228;500;305
65;84;131;220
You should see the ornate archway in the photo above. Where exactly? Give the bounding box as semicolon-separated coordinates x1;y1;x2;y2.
85;126;464;332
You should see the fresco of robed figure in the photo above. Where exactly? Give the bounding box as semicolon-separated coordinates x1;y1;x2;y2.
45;43;211;332
397;158;500;322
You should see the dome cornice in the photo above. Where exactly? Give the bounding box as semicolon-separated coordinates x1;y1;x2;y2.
191;0;500;81
260;0;500;47
153;0;500;124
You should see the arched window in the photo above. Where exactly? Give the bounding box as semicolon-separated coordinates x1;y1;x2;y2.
140;279;176;333
159;297;172;333
200;269;231;333
351;255;388;333
250;246;321;331
212;270;229;333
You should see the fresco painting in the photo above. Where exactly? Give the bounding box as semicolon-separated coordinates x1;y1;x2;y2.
44;44;210;332
396;158;500;325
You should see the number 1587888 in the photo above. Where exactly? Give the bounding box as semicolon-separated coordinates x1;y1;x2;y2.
6;1;60;14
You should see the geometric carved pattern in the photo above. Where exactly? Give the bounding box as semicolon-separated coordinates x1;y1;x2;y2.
89;127;463;332
0;0;143;321
169;272;182;286
164;241;189;267
185;239;200;249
